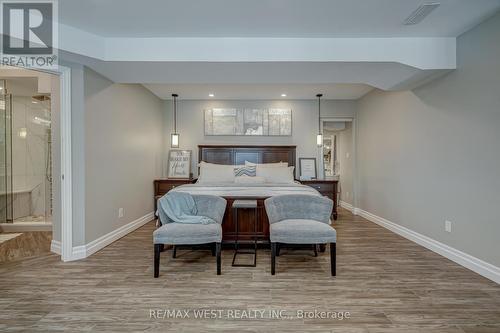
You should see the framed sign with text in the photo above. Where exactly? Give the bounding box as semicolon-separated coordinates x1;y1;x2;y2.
299;157;317;180
167;150;192;179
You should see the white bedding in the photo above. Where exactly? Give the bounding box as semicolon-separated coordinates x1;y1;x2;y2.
170;182;320;198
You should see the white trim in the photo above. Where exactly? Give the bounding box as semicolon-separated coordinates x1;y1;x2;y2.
59;66;73;262
50;240;61;255
68;212;154;259
355;207;500;284
71;245;86;260
339;200;354;212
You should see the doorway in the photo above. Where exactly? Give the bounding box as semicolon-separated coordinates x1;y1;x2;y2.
319;118;356;211
0;70;55;262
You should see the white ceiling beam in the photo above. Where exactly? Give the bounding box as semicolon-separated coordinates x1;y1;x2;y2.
58;24;456;70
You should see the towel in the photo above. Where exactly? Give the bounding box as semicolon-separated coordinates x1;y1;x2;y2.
157;192;215;225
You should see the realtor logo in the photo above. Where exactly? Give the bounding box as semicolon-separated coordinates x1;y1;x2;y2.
1;0;58;69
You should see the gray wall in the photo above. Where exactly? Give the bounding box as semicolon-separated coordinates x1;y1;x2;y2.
84;68;164;244
164;99;356;176
356;11;500;266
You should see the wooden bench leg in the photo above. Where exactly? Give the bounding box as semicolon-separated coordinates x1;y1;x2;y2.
216;242;221;275
330;243;336;276
154;244;161;278
271;242;276;275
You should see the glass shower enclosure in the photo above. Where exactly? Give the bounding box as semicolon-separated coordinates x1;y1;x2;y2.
0;79;13;223
0;78;52;225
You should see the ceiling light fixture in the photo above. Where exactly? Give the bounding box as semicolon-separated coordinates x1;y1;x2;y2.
281;94;287;97
208;93;214;97
316;94;323;147
171;94;179;148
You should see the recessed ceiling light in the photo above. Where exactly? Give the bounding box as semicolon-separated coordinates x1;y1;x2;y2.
32;101;38;104
281;94;287;97
208;93;215;97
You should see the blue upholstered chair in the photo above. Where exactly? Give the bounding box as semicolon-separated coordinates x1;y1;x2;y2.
153;195;227;277
264;194;336;276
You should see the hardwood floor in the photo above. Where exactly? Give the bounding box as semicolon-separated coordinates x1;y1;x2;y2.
1;208;499;332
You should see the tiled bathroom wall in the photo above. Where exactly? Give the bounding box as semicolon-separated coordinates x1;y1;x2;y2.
11;96;51;220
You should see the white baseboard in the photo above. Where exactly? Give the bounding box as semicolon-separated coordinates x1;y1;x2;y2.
355;207;500;284
50;240;61;255
339;200;354;212
68;211;154;260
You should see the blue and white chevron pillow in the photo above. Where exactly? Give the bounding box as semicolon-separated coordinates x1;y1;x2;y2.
234;165;256;177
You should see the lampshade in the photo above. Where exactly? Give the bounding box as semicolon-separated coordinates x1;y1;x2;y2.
316;133;323;147
171;133;179;148
171;93;179;148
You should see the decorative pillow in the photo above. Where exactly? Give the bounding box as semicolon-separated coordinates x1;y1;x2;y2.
234;165;256;177
235;175;266;184
198;163;235;183
245;161;288;167
256;166;295;183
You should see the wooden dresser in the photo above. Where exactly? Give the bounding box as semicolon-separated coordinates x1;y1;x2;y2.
153;178;194;212
300;180;338;220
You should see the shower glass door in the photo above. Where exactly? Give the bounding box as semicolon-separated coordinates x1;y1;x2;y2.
0;79;13;223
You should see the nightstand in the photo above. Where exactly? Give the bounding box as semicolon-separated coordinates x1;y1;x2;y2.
153;178;194;212
300;179;338;220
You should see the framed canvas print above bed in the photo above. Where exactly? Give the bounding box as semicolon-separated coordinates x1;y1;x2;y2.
167;150;192;179
204;108;292;136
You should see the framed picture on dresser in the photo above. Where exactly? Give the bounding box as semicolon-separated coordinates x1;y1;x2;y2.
167;150;192;178
299;157;317;180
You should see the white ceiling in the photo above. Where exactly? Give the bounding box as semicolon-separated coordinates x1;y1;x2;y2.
60;0;500;38
55;0;499;100
143;83;374;100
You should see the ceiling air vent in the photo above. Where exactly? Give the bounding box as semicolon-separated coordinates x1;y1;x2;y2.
403;2;440;25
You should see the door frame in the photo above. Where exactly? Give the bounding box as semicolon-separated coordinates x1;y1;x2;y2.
44;65;72;261
57;66;73;261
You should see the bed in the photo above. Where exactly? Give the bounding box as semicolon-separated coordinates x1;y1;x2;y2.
169;145;323;244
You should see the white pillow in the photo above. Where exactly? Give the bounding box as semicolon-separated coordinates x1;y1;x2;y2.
198;163;235;183
256;166;295;184
245;161;288;167
235;175;266;184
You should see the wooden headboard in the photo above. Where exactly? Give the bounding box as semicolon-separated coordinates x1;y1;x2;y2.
198;145;296;174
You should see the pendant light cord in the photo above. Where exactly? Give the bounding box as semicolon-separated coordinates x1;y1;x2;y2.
316;93;323;133
172;93;178;133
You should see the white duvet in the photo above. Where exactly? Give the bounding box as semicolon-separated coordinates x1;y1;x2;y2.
170;182;320;198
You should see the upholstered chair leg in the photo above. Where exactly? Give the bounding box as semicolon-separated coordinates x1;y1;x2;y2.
314;244;318;257
276;243;280;257
172;246;177;258
211;243;216;256
271;242;277;275
216;242;221;275
154;244;161;278
330;243;336;276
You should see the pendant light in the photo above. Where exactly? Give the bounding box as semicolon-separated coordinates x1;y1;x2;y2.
316;93;323;147
171;93;179;148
